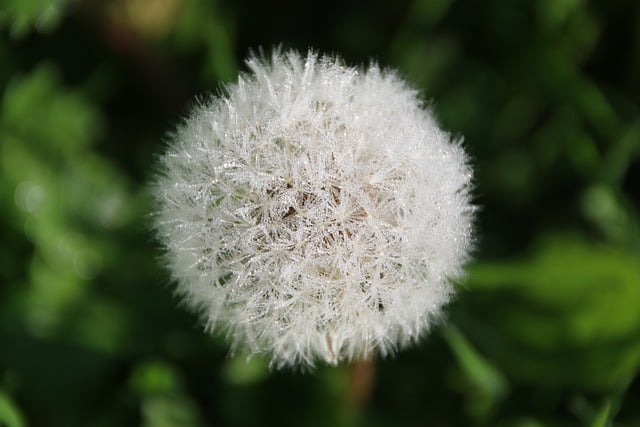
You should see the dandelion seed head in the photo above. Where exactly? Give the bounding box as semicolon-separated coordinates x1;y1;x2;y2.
153;49;474;369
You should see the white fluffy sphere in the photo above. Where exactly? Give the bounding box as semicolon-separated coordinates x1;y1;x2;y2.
153;50;474;368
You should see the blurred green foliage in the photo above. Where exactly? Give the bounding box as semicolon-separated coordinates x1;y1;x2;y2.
0;0;639;426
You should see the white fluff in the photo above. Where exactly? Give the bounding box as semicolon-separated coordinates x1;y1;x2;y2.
153;49;474;368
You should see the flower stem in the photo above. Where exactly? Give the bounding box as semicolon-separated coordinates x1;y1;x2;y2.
346;359;376;410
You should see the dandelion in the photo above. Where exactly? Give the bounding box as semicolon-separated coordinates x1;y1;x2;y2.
153;49;474;369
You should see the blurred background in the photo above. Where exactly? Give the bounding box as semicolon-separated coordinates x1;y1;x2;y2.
1;0;639;426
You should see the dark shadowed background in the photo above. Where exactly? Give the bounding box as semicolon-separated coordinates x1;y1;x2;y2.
1;0;639;426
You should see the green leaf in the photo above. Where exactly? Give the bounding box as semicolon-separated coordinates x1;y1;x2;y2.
0;390;25;427
462;235;640;390
1;64;103;156
0;0;72;38
221;356;269;386
443;324;509;419
590;378;632;427
130;361;183;396
130;361;204;427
